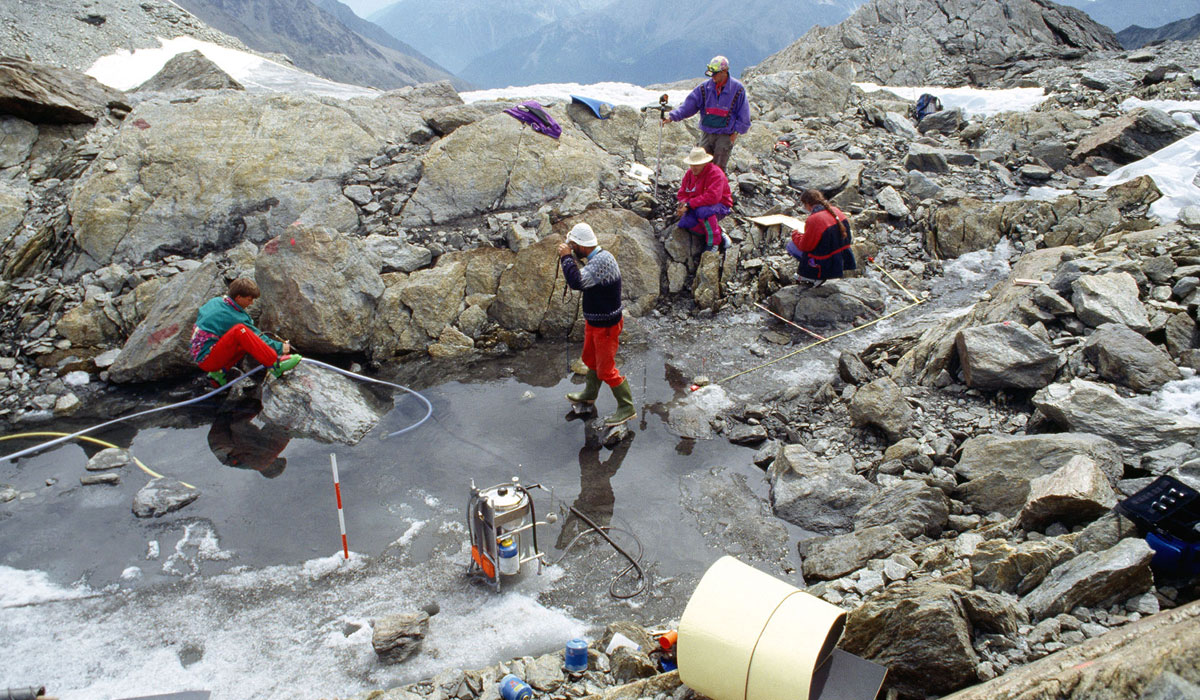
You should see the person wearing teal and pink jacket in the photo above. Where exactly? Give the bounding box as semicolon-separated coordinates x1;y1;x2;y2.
663;55;751;171
191;278;302;386
676;147;733;252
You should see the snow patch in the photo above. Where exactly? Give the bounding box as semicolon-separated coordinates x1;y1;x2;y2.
0;565;92;608
855;83;1046;117
1095;131;1200;223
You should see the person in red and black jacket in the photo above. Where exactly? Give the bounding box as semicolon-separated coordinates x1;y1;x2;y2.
787;189;857;285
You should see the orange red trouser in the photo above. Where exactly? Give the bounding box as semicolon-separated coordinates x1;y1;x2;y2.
582;319;624;387
198;324;280;372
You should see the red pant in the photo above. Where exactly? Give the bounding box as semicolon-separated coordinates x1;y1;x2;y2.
197;324;280;372
582;319;624;387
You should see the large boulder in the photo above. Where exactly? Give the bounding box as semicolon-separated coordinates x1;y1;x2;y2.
940;600;1200;700
1083;323;1181;392
787;150;864;195
840;582;981;697
557;209;663;316
854;480;950;539
802;525;909;581
375;80;462;113
108;261;224;383
1018;455;1118;530
849;377;913;443
746;70;858;120
254;225;384;354
769;444;877;534
0;57;128;124
1033;379;1200;463
1020;538;1154;620
1071;272;1150;333
134;50;243;92
371;611;429;664
969;538;1076;595
954;432;1124;516
259;363;392;445
765;278;887;328
1072;107;1196;165
399;259;467;339
71;92;421;265
956;322;1059;390
401;105;619;225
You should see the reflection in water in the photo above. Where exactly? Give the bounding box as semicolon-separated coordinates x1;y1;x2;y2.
555;433;633;550
207;406;291;478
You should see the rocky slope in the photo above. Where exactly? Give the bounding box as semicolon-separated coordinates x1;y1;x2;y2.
1118;13;1200;49
749;0;1121;86
170;0;461;90
1;4;1200;699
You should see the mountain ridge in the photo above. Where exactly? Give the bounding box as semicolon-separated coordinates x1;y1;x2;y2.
1117;13;1200;49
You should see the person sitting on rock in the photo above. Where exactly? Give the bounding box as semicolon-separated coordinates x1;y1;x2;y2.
191;278;302;387
788;189;857;286
676;147;733;253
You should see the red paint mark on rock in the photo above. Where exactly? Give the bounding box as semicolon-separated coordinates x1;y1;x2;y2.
148;322;179;347
132;118;151;130
263;238;280;254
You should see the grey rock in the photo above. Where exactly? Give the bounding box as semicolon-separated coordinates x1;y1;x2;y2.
255;224;385;354
1072;272;1150;332
876;185;910;219
108;262;224;383
1021;538;1154;619
72;92;414;265
134;50;242;92
746;70;857;121
86;447;130;471
919;108;963;135
905;170;941;200
766;278;887;328
725;421;768;446
1163;313;1198;357
1179;205;1200;229
0;56;128;124
666;384;734;440
132;478;200;518
375;81;462;113
372;611;429;664
1083;322;1181;392
769;444;877;534
854;480;949;539
838;351;874;386
954;432;1124;516
881;111;919;138
849;377;913;443
343;184;373;206
524;652;565;691
970;538;1076;594
1141;443;1196;476
787;150;864;195
259;363;392;445
609;646;656;683
1073;107;1196;165
1080;69;1137;92
363;234;432;273
840;582;980;697
802;524;909;580
956;322;1058;390
904;142;950;173
1019;455;1118;530
422;101;509;136
1033;379;1200;463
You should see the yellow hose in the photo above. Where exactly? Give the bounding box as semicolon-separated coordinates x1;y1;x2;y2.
0;431;195;489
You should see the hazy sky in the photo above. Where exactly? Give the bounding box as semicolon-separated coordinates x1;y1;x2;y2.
339;0;393;19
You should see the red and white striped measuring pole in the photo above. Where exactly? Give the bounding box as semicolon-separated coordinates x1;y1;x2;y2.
330;453;349;560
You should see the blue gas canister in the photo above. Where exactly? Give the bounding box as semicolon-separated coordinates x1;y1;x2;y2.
564;637;588;673
499;674;533;700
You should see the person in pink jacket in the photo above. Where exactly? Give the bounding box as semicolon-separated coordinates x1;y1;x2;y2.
675;147;733;252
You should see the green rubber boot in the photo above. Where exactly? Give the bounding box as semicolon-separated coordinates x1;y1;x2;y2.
604;379;636;426
271;354;303;378
566;369;602;404
206;370;228;387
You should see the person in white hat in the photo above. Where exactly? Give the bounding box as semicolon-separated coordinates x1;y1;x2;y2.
557;223;636;426
675;147;732;252
662;54;750;171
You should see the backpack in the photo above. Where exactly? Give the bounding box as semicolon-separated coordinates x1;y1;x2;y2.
914;93;942;122
503;100;562;139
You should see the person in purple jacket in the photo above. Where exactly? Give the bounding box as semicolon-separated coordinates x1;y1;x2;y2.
663;55;751;172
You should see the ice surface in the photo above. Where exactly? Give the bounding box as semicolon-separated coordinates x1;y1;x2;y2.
1144;376;1200;422
87;36;377;99
855;83;1046;117
463;82;691;110
1095;132;1200;223
0;565;93;608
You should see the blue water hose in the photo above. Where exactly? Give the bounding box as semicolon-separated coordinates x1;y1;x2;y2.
0;358;432;463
